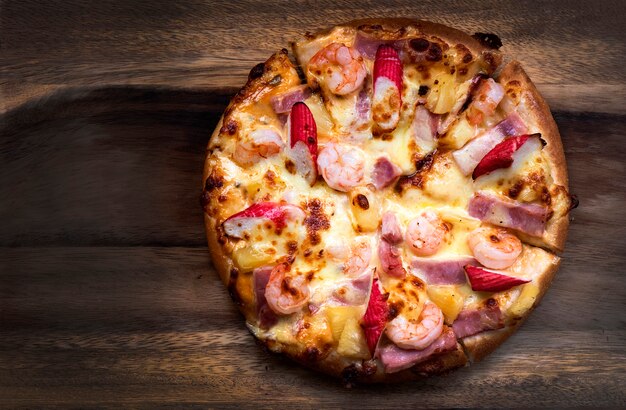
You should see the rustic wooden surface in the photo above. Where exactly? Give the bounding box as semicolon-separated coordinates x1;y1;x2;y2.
1;0;625;407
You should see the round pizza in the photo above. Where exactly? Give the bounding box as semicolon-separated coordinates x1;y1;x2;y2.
201;18;576;383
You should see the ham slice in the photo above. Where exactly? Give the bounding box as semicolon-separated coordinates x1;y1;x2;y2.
468;191;548;237
379;240;406;278
452;304;504;338
411;105;439;147
381;212;403;244
253;266;278;329
378;326;458;373
270;85;312;114
331;270;373;306
452;112;528;175
353;32;404;59
411;256;476;285
371;157;402;189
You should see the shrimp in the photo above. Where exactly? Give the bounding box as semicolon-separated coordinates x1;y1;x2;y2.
308;43;367;95
466;78;505;125
405;210;447;256
343;239;372;277
317;142;365;192
232;128;284;166
386;302;444;350
468;227;522;269
265;263;310;315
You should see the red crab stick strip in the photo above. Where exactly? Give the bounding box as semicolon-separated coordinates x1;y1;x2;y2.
472;134;543;179
289;102;318;186
222;202;304;238
372;45;403;132
465;265;530;292
361;278;388;354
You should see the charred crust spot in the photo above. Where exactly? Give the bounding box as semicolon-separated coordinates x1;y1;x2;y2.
341;363;362;386
285;159;296;174
541;187;552;206
395;151;436;193
485;297;498;308
220;120;238;136
304;346;321;362
249;62;265;80
569;194;580;210
472;32;503;49
508;180;524;199
409;38;430;52
286;240;298;255
354;194;370;210
268;74;282;86
227;268;242;306
458;67;468;76
426;43;443;62
304;199;330;246
362;360;377;376
482;51;499;71
218;194;227;202
306;271;315;281
387;301;404;320
489;234;500;243
264;170;277;187
418;85;429;96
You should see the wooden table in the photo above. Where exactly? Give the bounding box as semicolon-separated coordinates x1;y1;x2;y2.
1;1;625;407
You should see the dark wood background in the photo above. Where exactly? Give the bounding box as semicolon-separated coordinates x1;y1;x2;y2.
1;0;625;407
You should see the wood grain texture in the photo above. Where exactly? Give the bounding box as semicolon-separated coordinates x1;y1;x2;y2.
1;0;626;407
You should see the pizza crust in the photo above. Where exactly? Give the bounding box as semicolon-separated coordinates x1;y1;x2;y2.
497;60;570;252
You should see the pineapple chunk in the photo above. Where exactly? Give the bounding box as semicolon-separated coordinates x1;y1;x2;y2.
349;187;381;232
326;306;362;341
337;317;370;359
232;243;276;271
296;313;334;348
508;283;540;317
427;285;465;323
427;73;457;114
304;94;334;139
444;117;476;149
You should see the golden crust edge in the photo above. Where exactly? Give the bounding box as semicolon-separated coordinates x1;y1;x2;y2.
462;252;560;362
497;60;570;253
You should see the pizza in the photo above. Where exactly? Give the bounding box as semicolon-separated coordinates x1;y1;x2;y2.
201;18;576;384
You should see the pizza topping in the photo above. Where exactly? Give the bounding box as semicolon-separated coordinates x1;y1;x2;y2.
372;45;403;132
307;43;367;95
386;301;444;350
378;326;457;373
331;270;373;306
264;263;310;315
253;266;279;329
452;111;527;175
342;239;373;277
405;210;447;256
349;187;381;232
381;212;403;244
465;78;505;125
361;278;388;354
468;191;548;237
222;202;304;239
371;156;403;189
317;142;366;192
411;256;476;285
452;301;504;338
410;105;439;149
437;75;482;135
379;240;406;278
232;128;285;167
271;85;312;114
353;30;401;59
288;102;318;185
467;226;522;269
464;265;530;292
473;134;543;179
